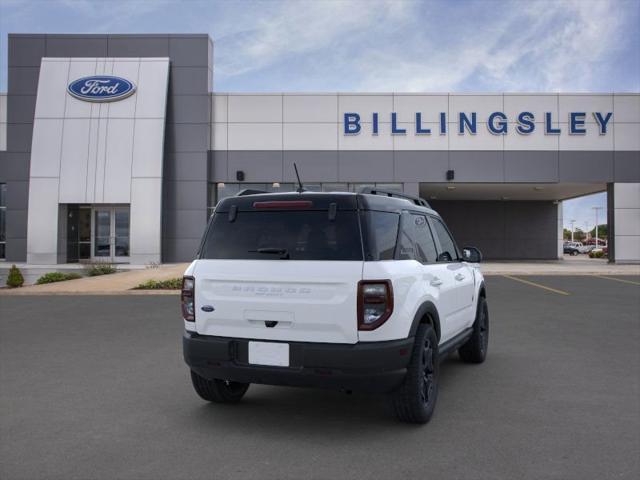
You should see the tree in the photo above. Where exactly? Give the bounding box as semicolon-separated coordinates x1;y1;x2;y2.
563;228;572;240
589;224;607;239
573;228;586;242
6;264;24;288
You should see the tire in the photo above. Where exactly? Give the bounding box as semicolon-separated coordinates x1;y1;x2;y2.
458;296;489;364
190;370;250;403
390;323;439;424
572;250;579;256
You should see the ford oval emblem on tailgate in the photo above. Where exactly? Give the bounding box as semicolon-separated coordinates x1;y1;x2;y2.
201;305;215;312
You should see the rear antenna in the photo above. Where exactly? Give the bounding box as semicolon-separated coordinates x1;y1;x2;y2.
293;162;305;193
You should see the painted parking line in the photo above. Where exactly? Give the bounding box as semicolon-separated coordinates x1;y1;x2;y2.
593;275;640;286
502;275;571;296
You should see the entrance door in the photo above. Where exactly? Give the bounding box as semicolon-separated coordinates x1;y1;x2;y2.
92;206;130;263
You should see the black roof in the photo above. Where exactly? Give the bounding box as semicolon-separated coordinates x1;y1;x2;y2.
215;190;439;216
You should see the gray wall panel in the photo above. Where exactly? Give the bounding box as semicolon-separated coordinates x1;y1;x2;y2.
449;151;504;182
45;35;108;57
165;152;209;182
6;208;28;241
505;150;559;182
165;124;209;153
5;237;26;261
283;151;339;182
6;124;33;152
167;95;210;124
8;35;45;67
6;95;36;124
163;209;208;239
7;67;40;95
163;180;208;211
431;200;558;260
559;151;614;182
227;151;284;182
1;153;30;181
338;151;394;182
208;151;228;182
169;37;211;67
614;151;640;182
162;237;201;263
394;151;448;182
107;35;170;57
169;67;210;95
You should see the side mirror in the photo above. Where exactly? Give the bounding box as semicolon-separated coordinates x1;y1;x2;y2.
462;246;482;263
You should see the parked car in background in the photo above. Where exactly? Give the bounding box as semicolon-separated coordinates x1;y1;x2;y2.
564;242;582;256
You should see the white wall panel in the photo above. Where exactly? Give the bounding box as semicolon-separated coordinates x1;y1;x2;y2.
85;118;99;202
211;123;227;150
93;118;109;201
504;94;558;122
35;59;70;118
103;119;134;203
228;123;283;150
338;95;393;123
58;119;91;203
338;122;393;150
449;124;503;150
107;60;139;118
504;128;560;150
559;123;614;150
613;94;640;123
26;177;60;263
283;123;337;150
228;94;282;123
450;94;502;120
394;123;448;150
130;178;162;259
0;123;6;151
212;94;228;123
66;60;97;118
0;94;6;122
136;60;169;118
30;119;64;177
559;95;613;124
393;95;448;123
614;183;640;208
615;208;640;236
132;119;165;177
614;123;640;150
283;94;337;123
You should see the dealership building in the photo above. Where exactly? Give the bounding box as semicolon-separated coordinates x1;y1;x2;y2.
0;33;638;264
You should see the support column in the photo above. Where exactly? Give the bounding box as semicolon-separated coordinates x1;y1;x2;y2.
557;201;564;259
609;182;640;264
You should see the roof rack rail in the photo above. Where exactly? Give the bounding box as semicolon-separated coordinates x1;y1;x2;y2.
360;188;431;208
236;189;268;196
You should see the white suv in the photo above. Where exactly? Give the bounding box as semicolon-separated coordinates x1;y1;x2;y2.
182;189;488;423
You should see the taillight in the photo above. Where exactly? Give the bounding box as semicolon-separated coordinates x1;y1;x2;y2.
181;276;195;322
357;280;393;330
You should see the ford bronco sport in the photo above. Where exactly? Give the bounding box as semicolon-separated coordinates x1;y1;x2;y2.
182;188;488;423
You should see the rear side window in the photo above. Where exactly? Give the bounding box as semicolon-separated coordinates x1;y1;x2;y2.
200;211;363;261
430;217;459;262
361;211;399;261
398;213;438;263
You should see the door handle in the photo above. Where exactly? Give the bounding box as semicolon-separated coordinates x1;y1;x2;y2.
455;273;466;281
430;277;443;287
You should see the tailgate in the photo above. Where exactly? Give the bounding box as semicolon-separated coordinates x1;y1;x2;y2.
194;260;363;344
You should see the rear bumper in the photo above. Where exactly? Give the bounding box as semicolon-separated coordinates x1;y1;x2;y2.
183;332;414;393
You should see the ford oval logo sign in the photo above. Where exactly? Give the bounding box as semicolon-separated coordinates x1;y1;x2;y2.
67;76;136;102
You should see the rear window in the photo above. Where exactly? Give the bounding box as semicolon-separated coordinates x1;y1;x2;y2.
200;211;363;261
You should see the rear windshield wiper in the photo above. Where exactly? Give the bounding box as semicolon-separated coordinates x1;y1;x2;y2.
249;247;290;259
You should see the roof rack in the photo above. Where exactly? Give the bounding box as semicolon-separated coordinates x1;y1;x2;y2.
236;189;268;196
360;188;431;208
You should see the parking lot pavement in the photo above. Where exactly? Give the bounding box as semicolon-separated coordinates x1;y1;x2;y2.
1;276;639;480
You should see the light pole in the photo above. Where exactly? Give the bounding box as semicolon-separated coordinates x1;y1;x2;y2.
570;219;576;242
593;206;604;248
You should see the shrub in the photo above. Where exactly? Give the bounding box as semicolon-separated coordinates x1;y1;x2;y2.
85;262;117;276
36;272;83;285
133;278;182;290
6;265;24;288
589;250;606;259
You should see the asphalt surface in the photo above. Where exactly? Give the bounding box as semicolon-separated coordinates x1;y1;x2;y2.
1;275;639;480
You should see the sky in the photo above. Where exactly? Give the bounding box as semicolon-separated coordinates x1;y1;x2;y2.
1;0;638;228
